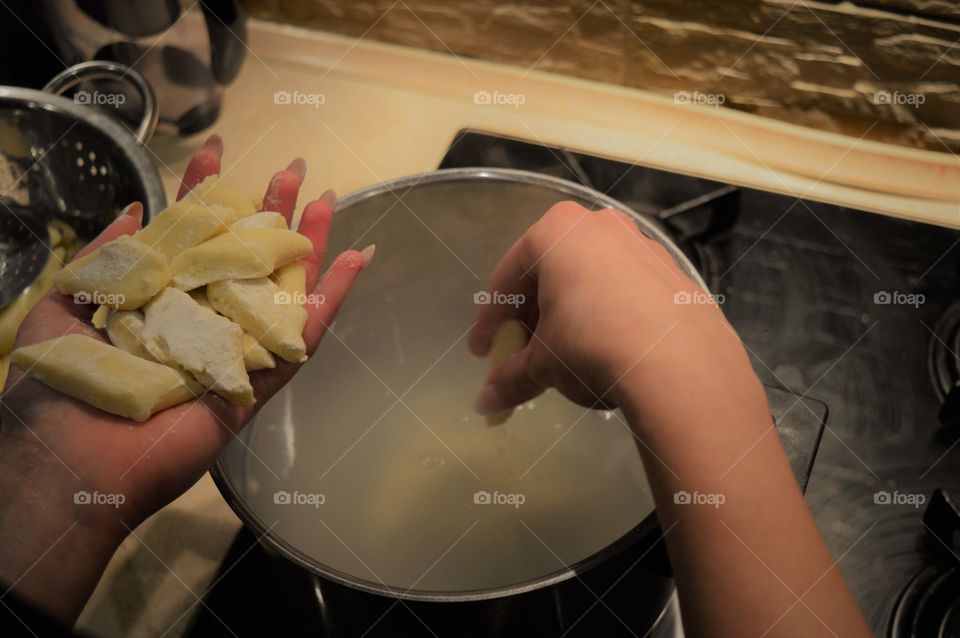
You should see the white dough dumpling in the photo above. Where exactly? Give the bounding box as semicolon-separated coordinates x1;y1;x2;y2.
10;334;202;422
170;228;312;291
105;310;156;362
134;200;238;259
141;288;254;406
208;277;308;363
184;175;259;217
188;289;276;372
231;211;287;231
53;236;170;310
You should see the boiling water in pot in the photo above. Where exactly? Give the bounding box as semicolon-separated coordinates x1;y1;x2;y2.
240;340;651;592
218;173;700;593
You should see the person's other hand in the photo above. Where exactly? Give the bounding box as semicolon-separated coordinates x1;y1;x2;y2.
470;200;758;424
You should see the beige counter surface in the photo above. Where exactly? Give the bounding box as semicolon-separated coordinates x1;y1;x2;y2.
78;18;958;637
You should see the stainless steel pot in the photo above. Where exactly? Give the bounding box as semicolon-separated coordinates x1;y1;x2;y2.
212;169;699;636
0;61;165;236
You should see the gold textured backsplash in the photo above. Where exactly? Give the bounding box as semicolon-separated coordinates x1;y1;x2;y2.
249;0;960;154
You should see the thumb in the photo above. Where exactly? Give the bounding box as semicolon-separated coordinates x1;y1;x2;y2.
474;345;547;418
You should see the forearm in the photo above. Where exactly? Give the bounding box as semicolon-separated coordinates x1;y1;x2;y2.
0;438;122;625
615;350;871;638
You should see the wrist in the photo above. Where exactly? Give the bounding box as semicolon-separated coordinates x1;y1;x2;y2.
0;434;124;624
609;322;767;437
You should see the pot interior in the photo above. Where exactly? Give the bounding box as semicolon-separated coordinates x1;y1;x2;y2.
216;170;696;596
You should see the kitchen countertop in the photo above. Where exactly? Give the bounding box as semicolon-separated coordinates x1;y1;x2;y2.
77;18;959;637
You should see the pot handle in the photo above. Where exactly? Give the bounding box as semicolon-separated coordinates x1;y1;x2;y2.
43;61;160;145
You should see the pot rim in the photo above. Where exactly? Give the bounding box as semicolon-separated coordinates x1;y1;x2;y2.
211;167;698;602
0;85;166;220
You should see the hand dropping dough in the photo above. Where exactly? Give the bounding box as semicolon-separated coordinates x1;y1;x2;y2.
188;289;275;371
485;319;528;426
170;229;312;291
141;288;254;406
10;334;202;421
207;277;308;363
134;200;238;259
53;236;170;310
184;175;259;217
231;211;287;231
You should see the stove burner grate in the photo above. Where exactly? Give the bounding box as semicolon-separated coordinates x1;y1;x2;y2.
928;301;960;402
889;566;960;638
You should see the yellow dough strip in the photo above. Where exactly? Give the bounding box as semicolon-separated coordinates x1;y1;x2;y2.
485;319;528;427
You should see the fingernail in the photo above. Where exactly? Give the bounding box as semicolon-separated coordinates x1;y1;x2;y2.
474;383;503;416
287;157;307;184
204;134;223;156
320;188;337;210
120;202;143;223
359;244;376;267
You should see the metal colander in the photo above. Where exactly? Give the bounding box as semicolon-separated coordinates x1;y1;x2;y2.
0;61;164;306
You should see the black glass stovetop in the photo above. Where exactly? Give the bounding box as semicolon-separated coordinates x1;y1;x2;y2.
189;130;960;638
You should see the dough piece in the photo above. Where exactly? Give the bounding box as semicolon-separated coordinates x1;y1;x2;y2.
0;246;64;355
184;175;258;218
272;262;307;299
207;277;308;363
240;333;277;371
485;320;528;427
142;288;254;406
231;212;287;231
170;228;312;291
105;310;157;362
53;236;170;310
91;305;110;329
188;289;276;371
10;334;201;422
134;200;238;259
